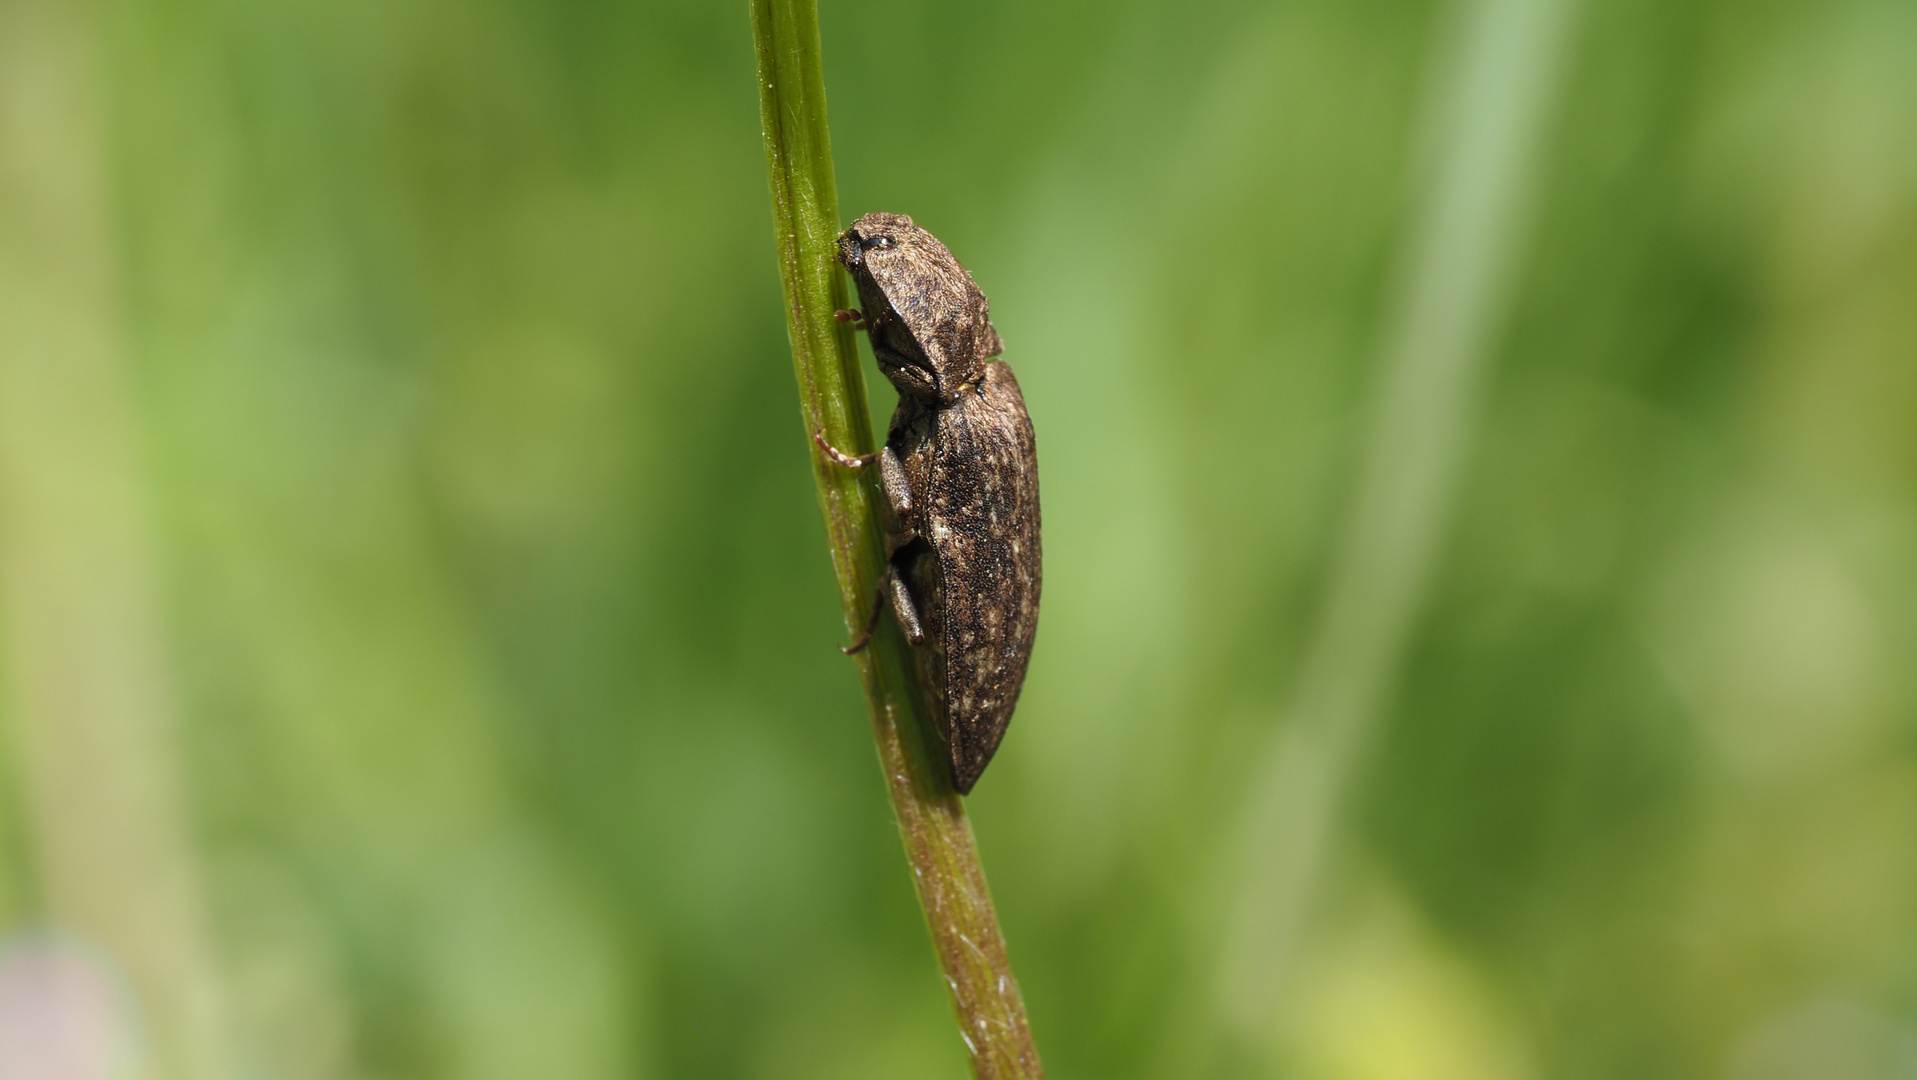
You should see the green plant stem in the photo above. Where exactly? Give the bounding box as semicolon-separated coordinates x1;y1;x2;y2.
749;2;1043;1076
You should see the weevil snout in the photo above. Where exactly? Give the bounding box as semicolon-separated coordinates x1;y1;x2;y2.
838;228;865;269
838;226;900;271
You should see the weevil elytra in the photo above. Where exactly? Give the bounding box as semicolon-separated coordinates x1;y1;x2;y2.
815;212;1040;795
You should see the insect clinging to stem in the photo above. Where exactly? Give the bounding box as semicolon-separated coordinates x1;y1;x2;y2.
814;212;1040;795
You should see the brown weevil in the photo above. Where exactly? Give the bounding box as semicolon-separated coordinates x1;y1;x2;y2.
814;212;1040;795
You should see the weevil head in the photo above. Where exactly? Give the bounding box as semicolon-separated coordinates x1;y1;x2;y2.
838;212;1003;404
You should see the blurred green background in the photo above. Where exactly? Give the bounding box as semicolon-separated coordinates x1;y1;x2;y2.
2;0;1915;1077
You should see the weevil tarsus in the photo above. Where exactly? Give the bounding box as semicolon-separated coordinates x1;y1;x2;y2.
815;431;912;516
833;308;865;325
813;429;877;468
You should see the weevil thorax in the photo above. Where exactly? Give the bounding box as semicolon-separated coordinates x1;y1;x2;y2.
838;212;1003;406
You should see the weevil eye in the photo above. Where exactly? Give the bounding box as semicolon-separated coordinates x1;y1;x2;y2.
863;234;895;251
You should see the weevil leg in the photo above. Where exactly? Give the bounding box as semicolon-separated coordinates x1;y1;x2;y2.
886;564;925;645
842;559;927;653
816;433;911;516
878;445;912;515
841;568;889;654
833;308;865;326
813;429;877;468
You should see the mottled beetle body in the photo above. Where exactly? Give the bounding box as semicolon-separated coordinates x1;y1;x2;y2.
822;212;1040;794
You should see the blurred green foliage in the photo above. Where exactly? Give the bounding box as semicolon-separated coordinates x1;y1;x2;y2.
1;0;1915;1077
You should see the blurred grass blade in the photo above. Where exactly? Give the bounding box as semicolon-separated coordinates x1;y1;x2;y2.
0;2;235;1077
1220;0;1584;1034
749;2;1044;1075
